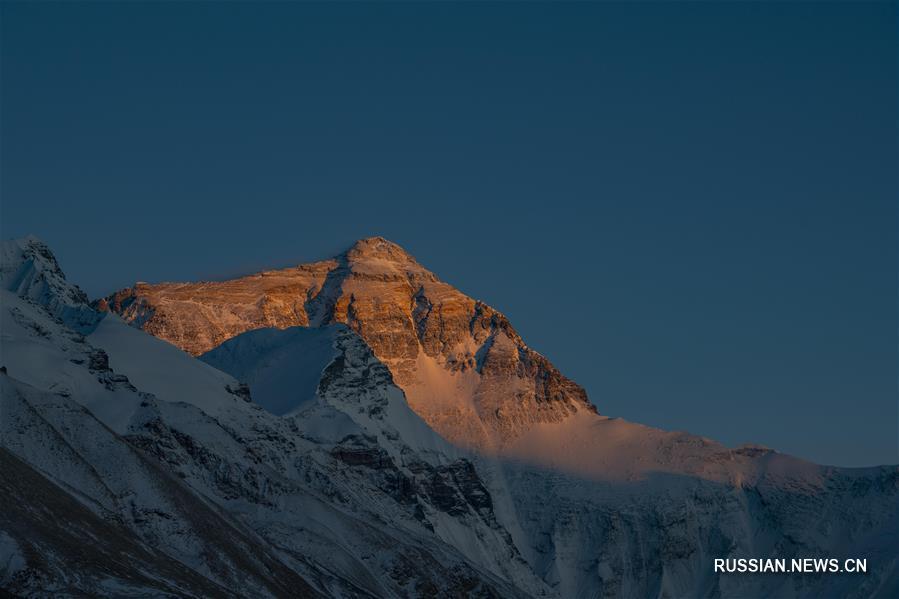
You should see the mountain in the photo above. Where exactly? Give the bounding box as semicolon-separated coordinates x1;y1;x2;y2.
99;237;591;452
0;234;100;333
0;237;543;597
3;235;898;598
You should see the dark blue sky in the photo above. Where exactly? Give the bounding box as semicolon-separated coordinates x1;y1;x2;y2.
2;2;896;467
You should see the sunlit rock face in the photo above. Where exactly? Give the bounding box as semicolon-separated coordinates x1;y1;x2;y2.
98;260;337;355
100;236;593;450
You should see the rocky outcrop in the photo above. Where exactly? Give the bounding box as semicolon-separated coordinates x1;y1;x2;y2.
97;258;337;355
101;237;594;450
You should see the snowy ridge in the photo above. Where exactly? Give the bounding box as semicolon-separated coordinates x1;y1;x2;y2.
0;236;100;333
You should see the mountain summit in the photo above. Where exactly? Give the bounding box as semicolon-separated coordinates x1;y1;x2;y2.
1;235;99;332
346;235;424;265
101;237;592;450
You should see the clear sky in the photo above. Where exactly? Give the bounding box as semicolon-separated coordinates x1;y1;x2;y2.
1;2;896;467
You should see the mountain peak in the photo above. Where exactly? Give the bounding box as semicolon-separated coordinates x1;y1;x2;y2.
4;235;65;282
20;233;45;245
345;236;418;265
101;236;592;448
4;234;53;261
1;235;99;333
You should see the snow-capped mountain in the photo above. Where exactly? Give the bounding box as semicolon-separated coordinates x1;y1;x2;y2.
99;237;591;452
2;235;898;598
0;237;544;597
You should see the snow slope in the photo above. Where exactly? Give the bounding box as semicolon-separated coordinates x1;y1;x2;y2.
88;311;255;422
199;326;339;416
201;324;457;459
